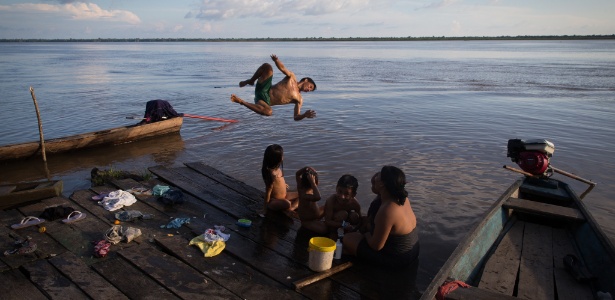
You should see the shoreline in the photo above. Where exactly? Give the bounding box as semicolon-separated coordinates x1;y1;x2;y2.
1;35;614;43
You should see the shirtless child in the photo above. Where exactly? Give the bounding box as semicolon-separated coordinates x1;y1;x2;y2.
324;174;362;238
260;144;298;217
295;167;327;234
231;54;317;121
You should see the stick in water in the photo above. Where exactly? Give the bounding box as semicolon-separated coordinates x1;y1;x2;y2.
30;87;47;163
183;113;238;123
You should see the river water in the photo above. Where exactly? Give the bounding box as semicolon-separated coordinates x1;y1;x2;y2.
1;40;614;290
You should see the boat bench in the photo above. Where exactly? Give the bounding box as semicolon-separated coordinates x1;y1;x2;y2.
477;221;593;299
504;197;585;222
0;185;16;196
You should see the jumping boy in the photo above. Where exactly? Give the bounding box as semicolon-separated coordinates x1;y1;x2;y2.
231;54;317;121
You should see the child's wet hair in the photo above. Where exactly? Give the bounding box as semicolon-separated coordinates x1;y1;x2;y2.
262;144;284;186
299;166;318;187
336;174;359;195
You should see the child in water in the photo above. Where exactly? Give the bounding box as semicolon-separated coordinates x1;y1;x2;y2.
260;144;298;217
295;167;327;234
324;174;362;238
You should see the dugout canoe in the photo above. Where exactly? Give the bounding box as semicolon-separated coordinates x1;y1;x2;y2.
0;180;63;210
421;176;615;300
0;117;183;161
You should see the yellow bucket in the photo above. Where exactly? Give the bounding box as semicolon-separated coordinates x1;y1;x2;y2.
308;237;336;272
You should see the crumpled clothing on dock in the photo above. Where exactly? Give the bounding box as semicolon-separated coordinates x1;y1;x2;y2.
98;190;137;211
189;226;230;258
104;225;142;244
115;210;153;222
161;217;191;229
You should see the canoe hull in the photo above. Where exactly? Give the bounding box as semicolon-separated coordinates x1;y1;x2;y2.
0;117;183;161
0;180;63;210
421;177;615;299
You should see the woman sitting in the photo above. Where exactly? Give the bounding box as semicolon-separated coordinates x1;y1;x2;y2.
343;165;419;269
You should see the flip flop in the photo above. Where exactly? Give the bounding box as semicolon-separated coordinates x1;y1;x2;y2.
126;187;152;196
3;242;37;256
62;211;86;224
11;216;46;229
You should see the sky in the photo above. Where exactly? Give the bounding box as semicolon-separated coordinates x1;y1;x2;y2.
0;0;613;39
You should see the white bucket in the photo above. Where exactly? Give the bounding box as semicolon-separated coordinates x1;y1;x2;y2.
308;237;336;272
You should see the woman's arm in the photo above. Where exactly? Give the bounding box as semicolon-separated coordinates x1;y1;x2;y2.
365;206;394;251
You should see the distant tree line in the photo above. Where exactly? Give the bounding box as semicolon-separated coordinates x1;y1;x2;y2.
1;35;613;43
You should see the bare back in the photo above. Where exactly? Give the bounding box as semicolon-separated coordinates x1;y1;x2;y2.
269;168;288;200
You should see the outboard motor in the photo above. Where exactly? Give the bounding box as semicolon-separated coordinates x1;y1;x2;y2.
507;139;555;176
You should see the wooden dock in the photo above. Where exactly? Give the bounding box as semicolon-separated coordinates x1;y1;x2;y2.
0;162;419;299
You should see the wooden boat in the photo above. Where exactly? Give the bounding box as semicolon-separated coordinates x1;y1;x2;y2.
421;176;615;300
0;117;183;161
0;180;63;210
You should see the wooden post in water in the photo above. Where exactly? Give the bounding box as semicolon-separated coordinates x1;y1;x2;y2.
30;87;47;163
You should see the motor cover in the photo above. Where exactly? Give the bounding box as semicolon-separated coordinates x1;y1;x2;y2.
518;151;550;175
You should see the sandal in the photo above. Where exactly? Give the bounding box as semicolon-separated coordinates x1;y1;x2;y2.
3;242;37;256
62;211;86;224
11;216;46;229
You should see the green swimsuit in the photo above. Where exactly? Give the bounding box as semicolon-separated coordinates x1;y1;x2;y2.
254;76;273;105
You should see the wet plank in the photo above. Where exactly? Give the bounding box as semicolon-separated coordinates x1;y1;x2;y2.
445;285;519;300
48;251;128;299
91;256;180;299
552;228;593;300
149;165;258;219
478;220;525;295
117;242;241;299
517;222;554;300
0;268;47;299
185;162;264;204
151;165;377;299
22;259;89;299
16;195;112;265
0;207;65;269
155;234;306;300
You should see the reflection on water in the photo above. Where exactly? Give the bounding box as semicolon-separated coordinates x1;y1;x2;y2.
0;133;185;189
1;41;614;292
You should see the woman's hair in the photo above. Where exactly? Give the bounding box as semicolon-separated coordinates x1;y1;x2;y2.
262;144;284;186
336;174;359;195
380;166;408;205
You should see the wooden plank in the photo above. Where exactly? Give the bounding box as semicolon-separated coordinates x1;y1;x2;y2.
504;197;585;221
0;207;66;269
478;220;524;295
17;195;115;265
48;251;128;299
0;185;16;196
91;256;180;299
519;181;572;202
0;180;63;210
121;177;368;299
155;235;305;300
185;162;263;204
445;285;519;300
22;259;89;299
517;222;554;300
149;165;259;219
117;242;241;299
0;268;48;299
552;228;593;300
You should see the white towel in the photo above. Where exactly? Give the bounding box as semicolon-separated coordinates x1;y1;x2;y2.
99;190;137;211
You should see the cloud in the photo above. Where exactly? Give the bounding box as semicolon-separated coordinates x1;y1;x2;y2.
188;0;372;21
421;0;458;10
1;2;140;24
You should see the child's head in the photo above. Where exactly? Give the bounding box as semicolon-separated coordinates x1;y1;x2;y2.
262;144;283;186
335;174;358;202
262;144;283;169
298;166;318;188
370;171;380;195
